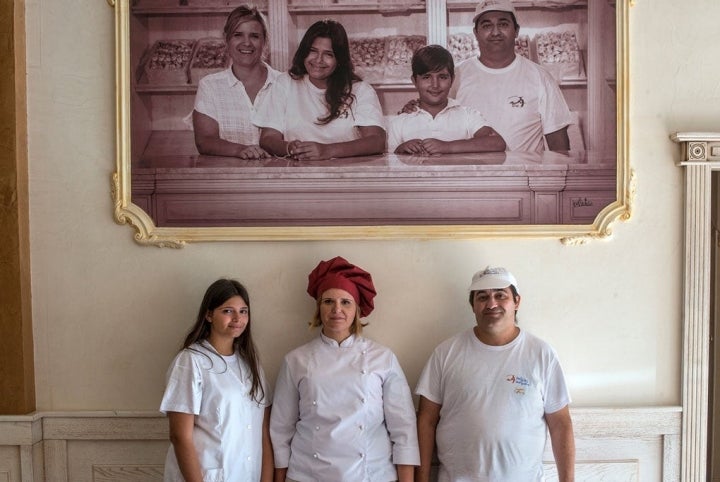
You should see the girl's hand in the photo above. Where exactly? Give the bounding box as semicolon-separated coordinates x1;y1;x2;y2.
291;141;330;160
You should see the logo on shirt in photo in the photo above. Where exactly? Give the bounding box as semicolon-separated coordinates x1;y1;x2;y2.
508;96;525;108
506;374;530;395
338;104;351;119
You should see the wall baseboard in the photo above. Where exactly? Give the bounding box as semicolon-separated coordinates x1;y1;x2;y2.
0;407;681;481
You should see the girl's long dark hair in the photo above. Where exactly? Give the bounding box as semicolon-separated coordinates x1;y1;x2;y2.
289;19;360;125
182;279;265;404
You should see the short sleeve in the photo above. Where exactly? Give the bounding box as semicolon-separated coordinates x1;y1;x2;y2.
387;115;404;152
414;349;443;405
537;70;573;135
159;350;203;415
193;76;217;121
463;106;491;136
543;354;572;414
253;73;289;133
259;364;273;407
352;81;385;129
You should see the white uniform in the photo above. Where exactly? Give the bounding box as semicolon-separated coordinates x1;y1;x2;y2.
387;99;492;152
160;342;270;482
253;73;385;143
271;333;420;482
194;65;280;145
415;328;571;482
453;55;573;153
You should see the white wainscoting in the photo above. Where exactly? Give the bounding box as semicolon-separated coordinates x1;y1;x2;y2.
0;407;681;482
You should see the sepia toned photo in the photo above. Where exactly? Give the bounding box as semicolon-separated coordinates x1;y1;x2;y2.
114;0;629;245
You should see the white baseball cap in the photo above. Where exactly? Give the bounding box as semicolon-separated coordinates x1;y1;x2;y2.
472;0;518;25
468;266;519;293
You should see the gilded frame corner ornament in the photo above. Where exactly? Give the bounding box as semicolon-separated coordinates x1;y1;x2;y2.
111;0;632;247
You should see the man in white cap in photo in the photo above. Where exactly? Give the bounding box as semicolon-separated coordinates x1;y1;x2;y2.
415;266;575;481
452;0;574;153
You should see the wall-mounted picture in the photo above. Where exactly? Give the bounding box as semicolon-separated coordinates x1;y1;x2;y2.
113;0;629;245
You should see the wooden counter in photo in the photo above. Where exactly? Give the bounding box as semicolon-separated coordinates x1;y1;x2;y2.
131;131;616;228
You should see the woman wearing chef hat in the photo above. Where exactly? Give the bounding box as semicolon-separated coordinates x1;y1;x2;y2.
270;256;419;482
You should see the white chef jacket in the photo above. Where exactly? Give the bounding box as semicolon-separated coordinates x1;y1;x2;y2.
271;333;419;482
160;342;270;482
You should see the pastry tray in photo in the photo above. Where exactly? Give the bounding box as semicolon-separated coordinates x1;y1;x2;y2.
189;37;230;85
143;39;195;85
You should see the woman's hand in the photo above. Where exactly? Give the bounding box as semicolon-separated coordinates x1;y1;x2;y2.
238;145;271;160
288;140;331;161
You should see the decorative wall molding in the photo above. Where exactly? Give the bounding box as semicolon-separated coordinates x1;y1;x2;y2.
671;131;720;481
0;408;681;481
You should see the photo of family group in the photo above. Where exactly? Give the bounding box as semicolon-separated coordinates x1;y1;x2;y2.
117;0;626;239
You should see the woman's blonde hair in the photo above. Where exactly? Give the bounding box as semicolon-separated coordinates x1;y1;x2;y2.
309;298;368;335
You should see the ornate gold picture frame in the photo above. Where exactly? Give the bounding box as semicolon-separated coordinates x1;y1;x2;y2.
110;0;630;247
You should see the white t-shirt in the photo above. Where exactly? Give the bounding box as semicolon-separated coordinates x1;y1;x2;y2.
270;333;419;482
415;328;571;482
253;73;385;143
193;65;280;145
387;99;492;152
453;55;573;153
160;342;271;482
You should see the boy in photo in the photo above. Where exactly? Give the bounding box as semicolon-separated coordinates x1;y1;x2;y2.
388;45;506;155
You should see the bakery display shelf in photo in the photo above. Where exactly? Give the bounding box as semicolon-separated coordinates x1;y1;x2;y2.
350;36;386;84
189;37;230;85
143;39;196;85
288;0;425;13
534;30;586;82
445;0;586;10
132;0;267;14
186;0;268;7
384;35;427;82
447;33;532;65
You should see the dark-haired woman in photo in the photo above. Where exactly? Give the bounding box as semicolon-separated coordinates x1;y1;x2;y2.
192;5;280;159
254;20;386;161
160;279;273;482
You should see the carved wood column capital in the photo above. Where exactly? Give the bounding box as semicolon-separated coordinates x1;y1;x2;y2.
671;132;720;165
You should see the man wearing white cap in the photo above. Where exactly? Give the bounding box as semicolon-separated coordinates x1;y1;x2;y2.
415;266;575;481
451;0;574;153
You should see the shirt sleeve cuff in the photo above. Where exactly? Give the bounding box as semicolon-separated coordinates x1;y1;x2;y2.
392;446;421;466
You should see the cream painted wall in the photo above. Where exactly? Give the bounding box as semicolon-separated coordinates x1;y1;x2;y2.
25;0;719;412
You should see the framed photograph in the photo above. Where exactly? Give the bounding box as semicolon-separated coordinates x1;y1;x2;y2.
111;0;630;247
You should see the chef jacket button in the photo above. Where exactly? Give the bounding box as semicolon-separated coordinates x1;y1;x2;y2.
247;425;252;429
361;397;366;403
312;400;317;405
359;425;364;430
315;426;320;431
362;350;367;354
313;453;319;458
361;369;366;374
